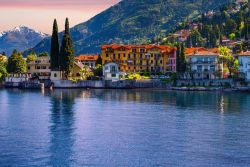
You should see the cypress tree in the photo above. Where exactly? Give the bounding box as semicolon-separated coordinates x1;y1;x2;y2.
60;18;74;78
180;43;187;73
50;19;60;70
176;44;181;73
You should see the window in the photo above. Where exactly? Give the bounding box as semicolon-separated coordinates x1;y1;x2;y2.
54;73;57;77
27;66;30;70
140;54;143;59
118;54;121;59
132;48;136;53
140;48;145;53
160;60;163;64
113;54;116;59
123;54;126;58
106;54;109;58
111;65;117;73
128;54;131;59
210;57;215;63
210;65;215;72
197;65;202;72
197;58;203;63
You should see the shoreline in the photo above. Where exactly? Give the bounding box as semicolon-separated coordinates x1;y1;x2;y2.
2;86;250;93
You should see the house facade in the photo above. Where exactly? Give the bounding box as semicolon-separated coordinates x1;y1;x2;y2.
101;44;177;73
75;54;99;68
103;62;120;81
185;48;223;79
27;56;51;79
238;51;250;81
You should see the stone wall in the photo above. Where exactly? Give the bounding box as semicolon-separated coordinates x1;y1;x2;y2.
52;79;171;89
176;79;233;87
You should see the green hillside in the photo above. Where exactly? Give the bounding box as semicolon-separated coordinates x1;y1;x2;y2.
28;0;233;55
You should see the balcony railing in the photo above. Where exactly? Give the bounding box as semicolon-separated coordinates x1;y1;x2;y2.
190;61;216;64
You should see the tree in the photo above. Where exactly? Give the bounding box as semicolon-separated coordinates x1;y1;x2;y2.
60;18;75;78
39;52;49;57
179;43;187;73
225;19;237;35
96;55;102;65
7;49;27;74
244;17;250;40
229;33;236;40
0;62;7;82
218;46;238;77
176;44;181;73
26;53;37;63
80;66;94;80
93;64;103;77
50;19;60;70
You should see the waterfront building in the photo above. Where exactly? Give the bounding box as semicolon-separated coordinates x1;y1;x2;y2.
101;44;177;73
103;62;120;81
185;48;223;79
75;54;99;68
238;51;250;81
50;61;85;80
27;56;51;79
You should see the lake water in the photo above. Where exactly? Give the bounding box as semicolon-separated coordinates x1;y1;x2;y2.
0;89;250;167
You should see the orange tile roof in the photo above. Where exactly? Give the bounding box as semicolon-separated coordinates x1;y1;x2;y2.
75;55;99;61
101;44;176;53
185;47;219;56
185;47;207;54
238;51;250;56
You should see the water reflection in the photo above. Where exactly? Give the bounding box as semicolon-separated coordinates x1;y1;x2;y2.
48;90;79;166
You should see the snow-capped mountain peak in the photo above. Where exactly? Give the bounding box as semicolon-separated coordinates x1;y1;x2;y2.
0;26;49;56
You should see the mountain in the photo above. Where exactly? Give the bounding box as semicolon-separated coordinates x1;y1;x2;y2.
28;0;233;55
0;26;48;56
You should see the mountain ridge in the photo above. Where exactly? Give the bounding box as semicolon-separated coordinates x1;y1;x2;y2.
0;26;49;56
27;0;234;55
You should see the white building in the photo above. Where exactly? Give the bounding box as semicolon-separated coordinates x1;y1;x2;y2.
238;51;250;81
75;55;99;68
27;56;51;79
185;48;223;79
103;63;120;81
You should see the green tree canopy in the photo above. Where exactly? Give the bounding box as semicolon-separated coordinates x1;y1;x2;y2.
39;52;49;57
0;62;7;81
26;54;37;63
7;49;27;74
218;46;238;77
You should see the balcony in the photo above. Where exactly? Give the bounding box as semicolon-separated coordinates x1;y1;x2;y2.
191;61;216;64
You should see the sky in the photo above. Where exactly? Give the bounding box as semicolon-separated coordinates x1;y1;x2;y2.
0;0;119;34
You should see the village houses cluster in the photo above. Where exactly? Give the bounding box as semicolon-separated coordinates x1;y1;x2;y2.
20;44;250;82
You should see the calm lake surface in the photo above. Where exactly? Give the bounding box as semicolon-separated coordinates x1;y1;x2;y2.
1;89;250;167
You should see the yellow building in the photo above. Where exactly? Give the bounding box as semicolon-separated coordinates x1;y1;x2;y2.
101;44;177;73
